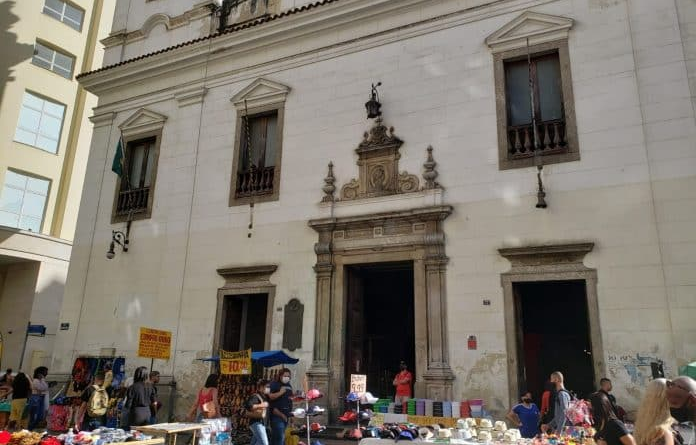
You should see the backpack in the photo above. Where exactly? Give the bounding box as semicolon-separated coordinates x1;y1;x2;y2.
87;385;109;417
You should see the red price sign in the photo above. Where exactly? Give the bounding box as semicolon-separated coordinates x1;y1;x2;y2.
220;348;251;375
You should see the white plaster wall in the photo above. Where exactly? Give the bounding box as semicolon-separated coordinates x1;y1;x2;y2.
0;262;39;371
62;0;696;416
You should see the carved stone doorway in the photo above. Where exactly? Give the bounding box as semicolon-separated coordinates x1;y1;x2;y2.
499;244;605;405
307;206;455;420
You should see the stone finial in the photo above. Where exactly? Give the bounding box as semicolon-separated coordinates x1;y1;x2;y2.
423;145;439;189
322;162;336;202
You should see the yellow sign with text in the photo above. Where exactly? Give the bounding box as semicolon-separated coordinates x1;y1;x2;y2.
220;348;252;375
137;327;172;360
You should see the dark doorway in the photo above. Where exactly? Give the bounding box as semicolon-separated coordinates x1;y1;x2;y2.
513;280;595;401
221;294;268;351
345;262;415;399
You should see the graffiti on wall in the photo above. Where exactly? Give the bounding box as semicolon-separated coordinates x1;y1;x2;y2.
607;353;669;386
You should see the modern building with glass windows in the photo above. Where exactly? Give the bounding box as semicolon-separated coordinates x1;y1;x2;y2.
0;0;115;371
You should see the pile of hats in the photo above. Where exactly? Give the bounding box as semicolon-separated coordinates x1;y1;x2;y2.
455;418;478;440
477;418;494;442
359;392;379;405
293;423;327;436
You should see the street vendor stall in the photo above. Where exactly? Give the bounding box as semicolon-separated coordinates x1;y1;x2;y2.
135;423;204;445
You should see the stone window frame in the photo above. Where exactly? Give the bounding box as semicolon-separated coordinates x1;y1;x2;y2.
213;265;278;355
111;108;167;224
229;78;290;207
487;12;579;170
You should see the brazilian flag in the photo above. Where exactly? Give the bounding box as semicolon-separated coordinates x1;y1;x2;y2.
112;138;124;176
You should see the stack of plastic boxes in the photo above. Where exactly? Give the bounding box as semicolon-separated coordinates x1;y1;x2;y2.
450;401;460;418
469;399;484;418
416;399;425;416
407;399;416;416
425;399;434;417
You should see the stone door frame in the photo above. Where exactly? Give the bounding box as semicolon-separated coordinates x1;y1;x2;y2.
308;205;455;419
499;243;605;405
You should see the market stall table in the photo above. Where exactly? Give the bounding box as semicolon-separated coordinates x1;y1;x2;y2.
111;439;166;445
135;423;204;445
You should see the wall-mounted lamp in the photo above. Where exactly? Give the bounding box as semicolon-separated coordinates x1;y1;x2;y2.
534;151;547;209
106;221;131;259
365;82;382;119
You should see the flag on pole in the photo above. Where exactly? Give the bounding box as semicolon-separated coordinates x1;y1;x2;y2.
112;138;124;177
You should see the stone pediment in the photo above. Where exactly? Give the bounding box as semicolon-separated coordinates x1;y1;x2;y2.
230;78;291;109
321;118;441;203
119;108;167;137
485;11;574;53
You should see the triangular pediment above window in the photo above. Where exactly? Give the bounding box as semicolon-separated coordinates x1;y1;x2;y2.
119;108;168;137
485;11;574;53
230;78;291;110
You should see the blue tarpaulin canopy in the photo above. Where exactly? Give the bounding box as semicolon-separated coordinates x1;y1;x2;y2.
200;350;299;368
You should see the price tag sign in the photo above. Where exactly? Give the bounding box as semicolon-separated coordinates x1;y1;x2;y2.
137;327;172;360
220;348;252;375
350;374;367;396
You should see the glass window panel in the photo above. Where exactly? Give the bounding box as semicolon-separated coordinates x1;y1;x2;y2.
35;135;58;153
43;7;62;20
19;215;41;232
129;145;145;188
39;115;62;139
44;0;64;13
0;187;24;213
53;66;71;79
54;52;73;71
250;117;266;167
23;92;44;110
264;114;278;167
4;171;28;189
0;211;19;229
22;193;47;218
35;43;53;60
32;56;52;71
14;128;37;146
144;144;155;187
505;60;532;126
17;107;42;132
64;4;83;25
26;177;49;195
537;55;563;121
43;101;65;118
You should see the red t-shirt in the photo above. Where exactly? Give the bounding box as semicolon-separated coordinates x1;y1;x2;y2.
395;371;412;396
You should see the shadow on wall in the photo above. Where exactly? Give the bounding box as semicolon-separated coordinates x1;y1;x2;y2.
0;1;36;106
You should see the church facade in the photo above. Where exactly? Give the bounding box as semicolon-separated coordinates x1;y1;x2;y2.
55;0;696;417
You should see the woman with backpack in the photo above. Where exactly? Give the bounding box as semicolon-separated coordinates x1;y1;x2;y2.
187;374;219;421
245;379;271;445
124;367;155;427
28;366;49;430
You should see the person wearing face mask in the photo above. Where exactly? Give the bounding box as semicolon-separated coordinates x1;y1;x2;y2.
393;361;412;405
246;379;271;445
507;391;540;438
268;369;293;445
666;376;696;445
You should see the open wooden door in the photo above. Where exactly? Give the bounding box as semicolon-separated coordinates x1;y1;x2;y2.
345;266;365;388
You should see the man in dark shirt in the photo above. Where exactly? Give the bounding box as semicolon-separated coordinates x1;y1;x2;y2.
599;378;620;418
80;373;107;431
268;369;293;445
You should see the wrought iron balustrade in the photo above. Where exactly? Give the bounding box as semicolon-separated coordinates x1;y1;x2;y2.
115;187;150;216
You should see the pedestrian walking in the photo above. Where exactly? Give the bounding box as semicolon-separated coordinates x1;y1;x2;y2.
28;366;49;430
545;371;571;435
148;371;161;425
79;372;109;431
666;376;695;445
187;374;219;422
246;379;270;445
590;391;636;445
9;371;31;430
124;367;154;427
268;368;293;445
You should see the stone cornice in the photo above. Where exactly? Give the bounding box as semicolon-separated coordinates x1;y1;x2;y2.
308;205;453;232
80;0;554;98
498;242;594;267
